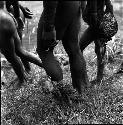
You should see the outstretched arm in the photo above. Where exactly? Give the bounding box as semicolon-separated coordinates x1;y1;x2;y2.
40;1;58;50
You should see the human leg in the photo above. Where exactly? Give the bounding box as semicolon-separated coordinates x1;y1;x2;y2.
62;15;90;94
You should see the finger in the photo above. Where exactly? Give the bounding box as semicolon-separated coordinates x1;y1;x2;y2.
25;11;33;15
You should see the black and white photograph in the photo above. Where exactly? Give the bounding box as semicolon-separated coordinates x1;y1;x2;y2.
1;1;123;124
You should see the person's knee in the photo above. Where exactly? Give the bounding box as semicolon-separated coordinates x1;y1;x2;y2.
37;50;63;82
50;66;63;82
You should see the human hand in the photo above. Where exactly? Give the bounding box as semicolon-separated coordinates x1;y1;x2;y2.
24;7;33;14
24;7;33;19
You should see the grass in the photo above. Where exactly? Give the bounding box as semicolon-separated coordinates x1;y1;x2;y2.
1;1;123;125
1;40;123;124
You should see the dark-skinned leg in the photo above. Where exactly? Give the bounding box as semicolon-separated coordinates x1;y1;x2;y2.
37;12;63;82
79;26;96;51
94;39;106;84
7;7;29;72
79;27;106;84
1;37;27;87
62;16;90;94
0;10;27;88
